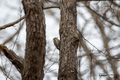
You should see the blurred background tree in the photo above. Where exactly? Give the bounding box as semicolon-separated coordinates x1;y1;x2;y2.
0;0;120;80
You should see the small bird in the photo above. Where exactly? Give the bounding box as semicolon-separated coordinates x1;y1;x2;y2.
53;37;60;50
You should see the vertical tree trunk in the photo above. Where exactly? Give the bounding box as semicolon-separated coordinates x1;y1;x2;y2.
58;0;79;80
22;0;46;80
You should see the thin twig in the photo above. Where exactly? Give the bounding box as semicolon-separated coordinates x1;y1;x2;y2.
84;3;120;27
3;20;25;44
0;66;12;80
44;6;59;9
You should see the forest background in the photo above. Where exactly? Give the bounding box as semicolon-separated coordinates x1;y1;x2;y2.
0;0;120;80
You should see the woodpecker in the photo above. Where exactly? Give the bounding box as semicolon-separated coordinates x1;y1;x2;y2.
53;37;60;50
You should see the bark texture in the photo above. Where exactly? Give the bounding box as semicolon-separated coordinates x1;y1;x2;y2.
22;0;46;80
58;0;79;80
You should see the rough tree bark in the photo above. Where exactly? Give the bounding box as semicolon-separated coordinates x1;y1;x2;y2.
22;0;46;80
58;0;79;80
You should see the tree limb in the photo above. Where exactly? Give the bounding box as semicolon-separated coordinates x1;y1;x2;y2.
0;16;25;31
0;44;24;74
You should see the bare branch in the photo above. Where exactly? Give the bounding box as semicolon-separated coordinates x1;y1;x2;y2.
0;16;25;31
3;20;25;44
0;44;24;74
1;1;117;31
0;5;59;31
109;0;120;8
0;66;12;80
44;6;59;9
84;3;120;27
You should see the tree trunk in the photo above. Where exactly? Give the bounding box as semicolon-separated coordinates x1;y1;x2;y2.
22;0;46;80
58;0;79;80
